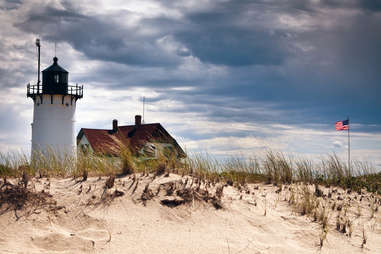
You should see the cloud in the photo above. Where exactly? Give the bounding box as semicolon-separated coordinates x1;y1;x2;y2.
0;0;23;10
0;0;380;170
333;141;342;149
16;4;183;67
173;16;291;66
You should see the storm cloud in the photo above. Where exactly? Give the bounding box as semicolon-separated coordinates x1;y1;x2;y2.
0;0;380;166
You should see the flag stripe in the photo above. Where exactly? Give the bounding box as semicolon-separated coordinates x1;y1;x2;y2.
336;119;349;131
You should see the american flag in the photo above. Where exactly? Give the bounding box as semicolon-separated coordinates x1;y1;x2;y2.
335;119;349;131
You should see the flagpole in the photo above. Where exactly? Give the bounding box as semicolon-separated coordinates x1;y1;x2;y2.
348;117;350;173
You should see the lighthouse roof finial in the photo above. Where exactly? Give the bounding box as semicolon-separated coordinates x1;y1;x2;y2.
42;56;68;73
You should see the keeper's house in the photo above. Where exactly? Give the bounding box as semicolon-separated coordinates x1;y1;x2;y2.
76;115;185;160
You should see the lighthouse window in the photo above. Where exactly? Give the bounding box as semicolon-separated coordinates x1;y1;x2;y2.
54;74;59;83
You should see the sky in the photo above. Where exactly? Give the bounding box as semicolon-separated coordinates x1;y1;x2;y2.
0;0;380;168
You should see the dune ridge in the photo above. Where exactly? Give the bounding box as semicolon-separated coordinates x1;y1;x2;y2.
1;173;380;253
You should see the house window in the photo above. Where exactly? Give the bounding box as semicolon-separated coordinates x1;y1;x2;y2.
54;74;59;83
80;144;90;154
141;143;156;158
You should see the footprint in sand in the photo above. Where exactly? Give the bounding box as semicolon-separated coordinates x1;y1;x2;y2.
32;229;110;252
32;219;110;252
77;228;111;242
32;233;94;252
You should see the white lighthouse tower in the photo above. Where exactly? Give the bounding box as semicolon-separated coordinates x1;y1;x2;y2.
27;39;83;161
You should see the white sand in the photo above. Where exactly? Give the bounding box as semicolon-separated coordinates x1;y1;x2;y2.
1;174;380;253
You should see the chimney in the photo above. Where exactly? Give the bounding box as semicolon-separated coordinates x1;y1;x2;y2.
112;119;118;132
135;115;142;126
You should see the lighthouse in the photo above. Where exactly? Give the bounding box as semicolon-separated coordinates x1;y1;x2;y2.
27;39;83;160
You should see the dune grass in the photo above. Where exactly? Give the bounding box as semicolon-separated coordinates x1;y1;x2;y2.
0;148;380;194
1;147;379;252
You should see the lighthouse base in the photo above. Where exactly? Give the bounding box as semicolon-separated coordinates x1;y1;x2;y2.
31;94;77;166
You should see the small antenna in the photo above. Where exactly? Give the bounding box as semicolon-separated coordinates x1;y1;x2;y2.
142;96;145;124
55;19;59;57
35;38;41;90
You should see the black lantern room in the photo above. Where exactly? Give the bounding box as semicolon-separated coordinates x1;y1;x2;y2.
27;56;83;101
42;57;68;94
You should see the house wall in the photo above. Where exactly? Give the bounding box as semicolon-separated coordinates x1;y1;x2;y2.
138;142;178;160
78;135;93;153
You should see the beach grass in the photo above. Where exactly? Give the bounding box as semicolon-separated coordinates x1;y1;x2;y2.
0;148;380;194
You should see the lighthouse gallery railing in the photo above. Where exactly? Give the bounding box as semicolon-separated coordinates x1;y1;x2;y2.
27;83;83;99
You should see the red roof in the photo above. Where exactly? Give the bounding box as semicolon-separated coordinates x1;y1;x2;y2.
77;123;185;157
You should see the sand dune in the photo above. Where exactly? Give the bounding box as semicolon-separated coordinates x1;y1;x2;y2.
0;174;380;253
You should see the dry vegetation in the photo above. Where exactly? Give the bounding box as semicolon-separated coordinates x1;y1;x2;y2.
1;147;381;252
